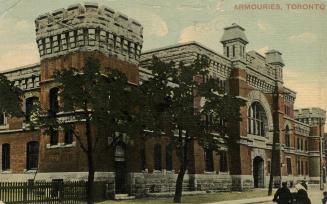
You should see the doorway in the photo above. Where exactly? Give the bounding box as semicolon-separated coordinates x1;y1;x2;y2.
253;156;264;188
115;144;127;194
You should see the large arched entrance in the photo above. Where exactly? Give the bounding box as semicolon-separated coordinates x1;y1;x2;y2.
253;156;264;188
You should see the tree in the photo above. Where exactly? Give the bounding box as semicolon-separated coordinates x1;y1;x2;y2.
140;56;245;203
0;74;23;118
37;57;142;204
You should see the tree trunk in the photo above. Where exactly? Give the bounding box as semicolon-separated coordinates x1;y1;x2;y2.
173;164;187;203
174;131;189;203
85;115;95;204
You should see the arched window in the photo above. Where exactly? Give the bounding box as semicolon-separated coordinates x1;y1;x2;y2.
248;102;267;136
154;144;162;171
166;144;173;171
25;97;39;122
204;148;214;172
26;141;39;170
2;143;10;171
0;113;5;125
285;125;290;147
49;87;59;115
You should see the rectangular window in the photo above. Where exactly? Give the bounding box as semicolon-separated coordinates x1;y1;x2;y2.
2;144;10;171
50;128;58;145
64;129;73;144
204;149;214;172
286;158;292;175
220;151;228;172
297;160;301;175
297;138;300;150
0;113;5;125
27;142;39;170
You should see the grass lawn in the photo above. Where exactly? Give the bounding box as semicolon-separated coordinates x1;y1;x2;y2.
97;190;270;204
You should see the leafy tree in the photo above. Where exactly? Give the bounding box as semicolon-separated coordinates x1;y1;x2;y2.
140;56;245;203
37;57;142;204
0;74;23;119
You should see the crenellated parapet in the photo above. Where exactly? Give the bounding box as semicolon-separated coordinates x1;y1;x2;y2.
295;107;326;125
35;3;143;65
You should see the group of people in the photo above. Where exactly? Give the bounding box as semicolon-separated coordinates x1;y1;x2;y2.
273;181;311;204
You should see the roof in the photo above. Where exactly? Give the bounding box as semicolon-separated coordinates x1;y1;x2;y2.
220;23;249;44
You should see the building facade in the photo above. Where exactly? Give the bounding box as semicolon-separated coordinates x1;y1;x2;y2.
0;3;326;195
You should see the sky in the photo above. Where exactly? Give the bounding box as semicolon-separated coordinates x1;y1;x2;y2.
0;0;326;113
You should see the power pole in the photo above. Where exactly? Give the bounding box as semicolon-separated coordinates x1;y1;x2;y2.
320;117;324;190
268;83;280;196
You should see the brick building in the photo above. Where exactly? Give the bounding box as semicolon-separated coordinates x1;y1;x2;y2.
0;3;326;195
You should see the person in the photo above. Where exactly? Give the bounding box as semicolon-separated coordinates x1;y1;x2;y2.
273;182;292;204
322;191;327;204
295;183;311;204
301;180;308;190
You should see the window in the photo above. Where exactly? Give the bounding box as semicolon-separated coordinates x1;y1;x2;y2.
25;97;38;122
49;88;59;115
64;128;73;144
166;144;173;171
220;151;228;172
154;144;162;171
297;138;300;150
285;125;290;147
305;161;308;175
204;148;214;172
300;139;303;151
2;144;10;171
0;113;5;125
232;45;235;57
305;140;308;151
27;141;39;170
226;46;229;57
286;158;292;175
297;159;300;175
301;161;304;175
248;102;267;136
50;128;58;145
267;160;271;174
140;147;146;171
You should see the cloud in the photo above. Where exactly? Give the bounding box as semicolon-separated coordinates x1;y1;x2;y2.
178;17;227;50
257;21;273;33
121;8;168;37
289;32;317;43
0;43;39;71
256;46;269;56
0;18;33;35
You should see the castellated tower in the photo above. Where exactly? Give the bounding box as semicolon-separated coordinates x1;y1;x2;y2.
35;2;143;84
295;108;326;183
33;3;143;179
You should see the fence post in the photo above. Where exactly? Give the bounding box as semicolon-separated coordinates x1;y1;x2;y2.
23;182;28;203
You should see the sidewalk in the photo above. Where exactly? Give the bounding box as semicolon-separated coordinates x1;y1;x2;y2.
203;196;273;204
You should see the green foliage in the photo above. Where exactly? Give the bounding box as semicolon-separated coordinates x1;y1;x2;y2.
140;55;245;150
40;57;143;148
0;74;23;117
